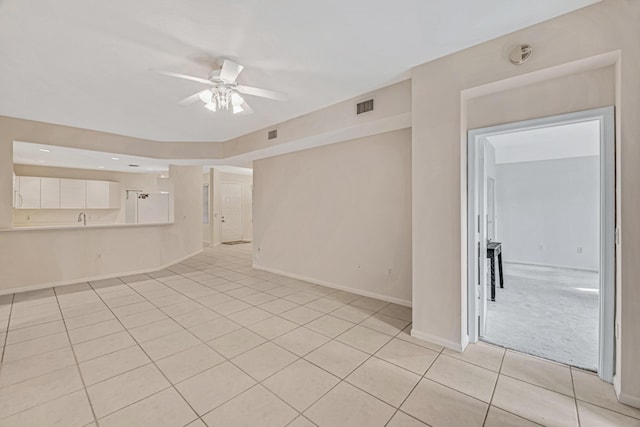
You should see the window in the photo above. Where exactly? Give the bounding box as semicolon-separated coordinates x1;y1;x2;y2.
203;185;209;224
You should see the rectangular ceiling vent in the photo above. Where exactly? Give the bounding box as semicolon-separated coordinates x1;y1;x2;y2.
268;129;278;140
356;98;374;115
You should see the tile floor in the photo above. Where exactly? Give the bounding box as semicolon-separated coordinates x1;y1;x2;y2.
0;244;638;426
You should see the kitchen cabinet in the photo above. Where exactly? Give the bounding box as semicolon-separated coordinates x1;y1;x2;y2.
60;179;87;209
14;176;121;210
40;178;61;208
86;180;120;209
16;176;41;208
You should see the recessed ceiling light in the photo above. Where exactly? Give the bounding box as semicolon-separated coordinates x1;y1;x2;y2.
98;166;105;169
111;157;120;160
38;160;46;163
39;148;50;153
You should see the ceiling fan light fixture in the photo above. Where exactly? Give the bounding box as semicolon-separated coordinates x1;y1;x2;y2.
231;92;244;107
199;90;213;104
159;59;285;115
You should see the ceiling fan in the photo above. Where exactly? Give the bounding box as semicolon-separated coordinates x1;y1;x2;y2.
155;59;287;115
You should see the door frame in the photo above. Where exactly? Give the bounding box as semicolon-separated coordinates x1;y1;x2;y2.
466;106;615;382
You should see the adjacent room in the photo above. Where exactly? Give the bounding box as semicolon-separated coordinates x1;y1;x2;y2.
1;1;639;426
477;118;604;371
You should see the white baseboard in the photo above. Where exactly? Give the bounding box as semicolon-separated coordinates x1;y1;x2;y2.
411;328;467;352
252;264;411;307
0;248;203;296
505;260;598;273
618;391;640;409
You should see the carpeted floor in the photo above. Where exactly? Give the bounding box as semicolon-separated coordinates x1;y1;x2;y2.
483;263;599;370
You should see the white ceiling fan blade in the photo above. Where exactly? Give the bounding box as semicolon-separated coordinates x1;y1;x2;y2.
153;69;213;86
236;85;287;101
178;89;208;105
239;101;254;115
219;59;244;83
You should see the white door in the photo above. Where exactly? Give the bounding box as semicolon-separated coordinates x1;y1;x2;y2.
221;182;243;242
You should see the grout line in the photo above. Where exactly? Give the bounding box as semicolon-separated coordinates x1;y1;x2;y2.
383;340;444;426
51;286;100;427
152;259;402;422
0;294;15;363
2;246;621;426
271;317;410;424
86;279;206;422
481;346;506;426
497;370;576;399
570;367;582;426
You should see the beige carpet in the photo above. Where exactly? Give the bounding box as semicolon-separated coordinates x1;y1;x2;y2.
483;263;599;370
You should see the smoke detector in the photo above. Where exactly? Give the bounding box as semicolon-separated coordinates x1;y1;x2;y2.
508;44;533;65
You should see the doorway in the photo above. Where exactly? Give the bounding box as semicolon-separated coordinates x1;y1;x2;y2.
467;107;615;381
220;182;243;242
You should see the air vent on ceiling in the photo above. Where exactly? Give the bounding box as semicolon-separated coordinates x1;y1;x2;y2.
129;164;139;168
268;129;278;140
356;98;374;115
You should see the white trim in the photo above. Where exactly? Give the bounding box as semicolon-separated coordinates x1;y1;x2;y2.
252;263;411;307
466;107;616;383
411;328;468;352
618;392;640;410
504;260;599;273
0;248;203;296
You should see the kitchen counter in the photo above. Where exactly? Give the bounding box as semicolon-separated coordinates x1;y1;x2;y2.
0;222;174;232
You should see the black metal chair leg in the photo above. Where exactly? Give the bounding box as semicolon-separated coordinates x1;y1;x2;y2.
498;252;504;289
490;255;496;301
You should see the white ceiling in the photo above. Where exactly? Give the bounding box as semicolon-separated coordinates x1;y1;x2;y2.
0;0;598;142
488;120;600;164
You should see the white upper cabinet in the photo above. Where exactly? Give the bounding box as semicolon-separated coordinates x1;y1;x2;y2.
86;180;120;209
40;178;61;208
16;176;41;208
14;176;120;210
60;179;87;209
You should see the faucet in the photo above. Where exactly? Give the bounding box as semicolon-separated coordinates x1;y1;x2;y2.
77;212;86;226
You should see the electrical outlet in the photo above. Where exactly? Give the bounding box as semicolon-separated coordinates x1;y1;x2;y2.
387;268;392;276
577;247;583;254
97;253;101;259
357;265;361;271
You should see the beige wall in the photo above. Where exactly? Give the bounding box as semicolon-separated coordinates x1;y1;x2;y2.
253;128;412;305
0;125;203;292
203;172;211;244
467;66;615;130
411;0;639;405
224;80;411;160
13;164;161;226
